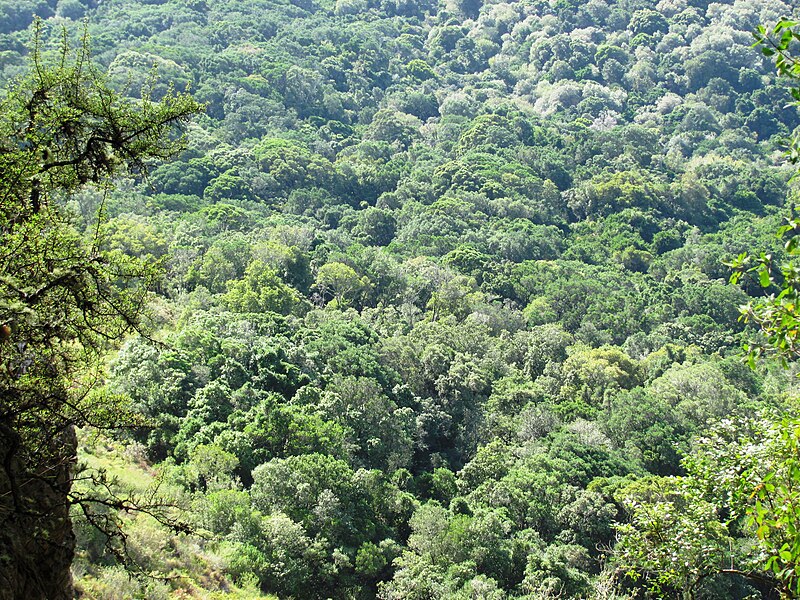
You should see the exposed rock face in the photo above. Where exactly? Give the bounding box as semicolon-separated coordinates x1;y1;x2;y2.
0;425;76;600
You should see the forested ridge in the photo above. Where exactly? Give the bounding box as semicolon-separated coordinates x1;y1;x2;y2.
2;0;800;598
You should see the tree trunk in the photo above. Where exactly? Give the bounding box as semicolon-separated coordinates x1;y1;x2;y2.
0;426;77;600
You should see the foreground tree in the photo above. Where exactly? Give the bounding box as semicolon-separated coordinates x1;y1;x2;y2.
0;23;201;599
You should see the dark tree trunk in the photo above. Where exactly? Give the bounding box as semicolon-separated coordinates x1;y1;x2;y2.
0;426;77;600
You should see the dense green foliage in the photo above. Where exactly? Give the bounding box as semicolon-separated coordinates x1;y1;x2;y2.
3;1;800;598
610;19;800;600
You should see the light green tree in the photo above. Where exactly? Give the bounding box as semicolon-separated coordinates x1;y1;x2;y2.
315;261;366;307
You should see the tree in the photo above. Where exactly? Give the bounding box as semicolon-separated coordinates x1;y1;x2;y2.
628;9;669;36
315;262;366;307
223;259;308;315
0;23;201;599
614;477;736;599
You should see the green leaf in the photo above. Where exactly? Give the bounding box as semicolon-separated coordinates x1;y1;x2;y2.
760;267;772;288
